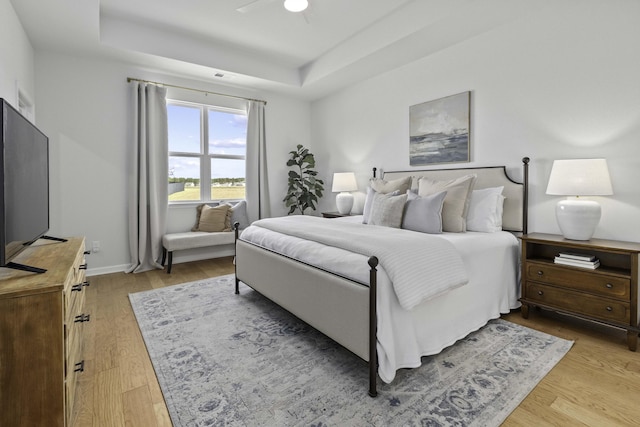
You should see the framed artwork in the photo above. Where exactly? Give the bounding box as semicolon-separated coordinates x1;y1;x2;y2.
409;91;470;166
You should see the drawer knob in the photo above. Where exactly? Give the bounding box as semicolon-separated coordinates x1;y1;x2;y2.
537;290;544;296
605;283;613;289
537;270;544;276
74;360;85;373
606;306;613;312
71;284;83;292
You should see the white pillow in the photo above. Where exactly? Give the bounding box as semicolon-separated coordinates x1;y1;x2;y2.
369;176;412;194
466;186;505;232
401;190;447;234
418;174;476;233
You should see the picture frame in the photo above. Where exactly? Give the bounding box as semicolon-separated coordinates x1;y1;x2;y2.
409;91;470;166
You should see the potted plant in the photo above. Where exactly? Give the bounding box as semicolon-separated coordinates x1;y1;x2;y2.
283;144;324;215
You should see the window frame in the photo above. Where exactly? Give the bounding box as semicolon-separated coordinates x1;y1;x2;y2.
167;99;247;205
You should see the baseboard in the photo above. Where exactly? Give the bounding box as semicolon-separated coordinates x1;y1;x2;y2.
86;263;130;277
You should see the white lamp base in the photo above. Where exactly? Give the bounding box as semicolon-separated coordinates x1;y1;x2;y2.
336;192;354;215
556;197;601;240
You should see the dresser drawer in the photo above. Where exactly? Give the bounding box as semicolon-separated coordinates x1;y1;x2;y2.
64;252;87;314
525;282;630;324
66;282;86;323
525;262;630;299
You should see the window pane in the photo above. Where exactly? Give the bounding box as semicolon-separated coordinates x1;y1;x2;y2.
168;104;201;153
169;156;201;201
208;110;247;155
211;158;245;200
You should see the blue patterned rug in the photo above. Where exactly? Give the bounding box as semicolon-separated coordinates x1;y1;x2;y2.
129;275;572;426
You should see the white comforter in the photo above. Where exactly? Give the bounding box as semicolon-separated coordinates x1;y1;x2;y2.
240;215;521;383
250;216;468;310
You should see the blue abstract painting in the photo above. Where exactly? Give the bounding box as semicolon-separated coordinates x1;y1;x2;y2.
410;91;470;166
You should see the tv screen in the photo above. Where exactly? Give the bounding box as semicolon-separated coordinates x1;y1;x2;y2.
0;98;50;269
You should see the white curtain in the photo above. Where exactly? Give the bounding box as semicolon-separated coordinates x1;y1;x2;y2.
245;100;270;222
126;82;168;273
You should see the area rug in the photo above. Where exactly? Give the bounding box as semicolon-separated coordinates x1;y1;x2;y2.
129;275;573;427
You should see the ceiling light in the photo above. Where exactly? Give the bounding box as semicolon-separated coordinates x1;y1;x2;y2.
284;0;308;13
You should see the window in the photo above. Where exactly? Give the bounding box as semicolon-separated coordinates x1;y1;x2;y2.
167;100;247;203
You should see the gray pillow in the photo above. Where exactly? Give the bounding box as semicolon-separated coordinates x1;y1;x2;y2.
369;192;408;228
362;187;399;224
362;176;411;224
402;190;447;234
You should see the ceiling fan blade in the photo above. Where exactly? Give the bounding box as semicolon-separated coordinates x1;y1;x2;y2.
236;0;278;14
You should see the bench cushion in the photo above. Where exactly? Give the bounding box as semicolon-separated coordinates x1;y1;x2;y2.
162;231;235;252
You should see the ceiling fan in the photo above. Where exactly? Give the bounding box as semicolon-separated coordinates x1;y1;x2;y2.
237;0;309;14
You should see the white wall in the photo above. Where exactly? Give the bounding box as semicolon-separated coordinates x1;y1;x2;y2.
34;52;310;274
311;0;640;242
0;0;35;110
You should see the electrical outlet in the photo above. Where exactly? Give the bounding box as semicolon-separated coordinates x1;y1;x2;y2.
92;241;100;253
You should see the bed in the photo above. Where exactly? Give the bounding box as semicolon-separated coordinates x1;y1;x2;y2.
234;158;530;397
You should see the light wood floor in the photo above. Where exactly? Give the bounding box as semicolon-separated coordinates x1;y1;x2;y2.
74;257;640;426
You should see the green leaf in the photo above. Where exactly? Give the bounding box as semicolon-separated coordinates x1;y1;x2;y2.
283;144;324;215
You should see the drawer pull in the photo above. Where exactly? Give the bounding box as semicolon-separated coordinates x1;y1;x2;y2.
74;314;91;323
606;306;613;312
83;280;90;287
605;283;613;289
74;360;85;373
537;270;544;276
537;290;544;296
71;284;83;292
79;263;88;270
84;250;91;255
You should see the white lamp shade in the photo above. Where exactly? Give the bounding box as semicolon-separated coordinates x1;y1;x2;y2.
331;172;358;192
546;159;613;241
546;159;613;196
332;172;357;215
284;0;308;12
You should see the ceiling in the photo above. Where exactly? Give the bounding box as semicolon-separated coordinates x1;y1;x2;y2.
10;0;538;100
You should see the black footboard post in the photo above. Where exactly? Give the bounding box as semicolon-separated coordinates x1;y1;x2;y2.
368;256;379;397
233;222;240;295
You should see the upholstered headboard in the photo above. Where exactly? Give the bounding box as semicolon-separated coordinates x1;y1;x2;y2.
378;158;529;233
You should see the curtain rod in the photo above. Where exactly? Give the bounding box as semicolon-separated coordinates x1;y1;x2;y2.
126;77;267;105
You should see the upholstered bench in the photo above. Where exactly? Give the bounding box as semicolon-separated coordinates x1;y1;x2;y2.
161;230;236;274
161;200;249;273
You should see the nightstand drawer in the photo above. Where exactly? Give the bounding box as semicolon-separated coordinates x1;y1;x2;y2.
525;262;630;299
525;282;630;324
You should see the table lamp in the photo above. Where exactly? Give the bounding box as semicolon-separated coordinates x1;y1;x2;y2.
332;172;358;215
546;158;613;240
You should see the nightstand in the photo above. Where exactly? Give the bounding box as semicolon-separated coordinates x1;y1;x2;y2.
520;233;640;351
322;211;351;218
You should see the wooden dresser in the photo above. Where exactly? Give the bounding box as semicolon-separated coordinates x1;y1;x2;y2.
520;233;640;351
0;237;88;426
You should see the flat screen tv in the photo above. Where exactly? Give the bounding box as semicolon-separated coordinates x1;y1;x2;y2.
0;98;55;273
